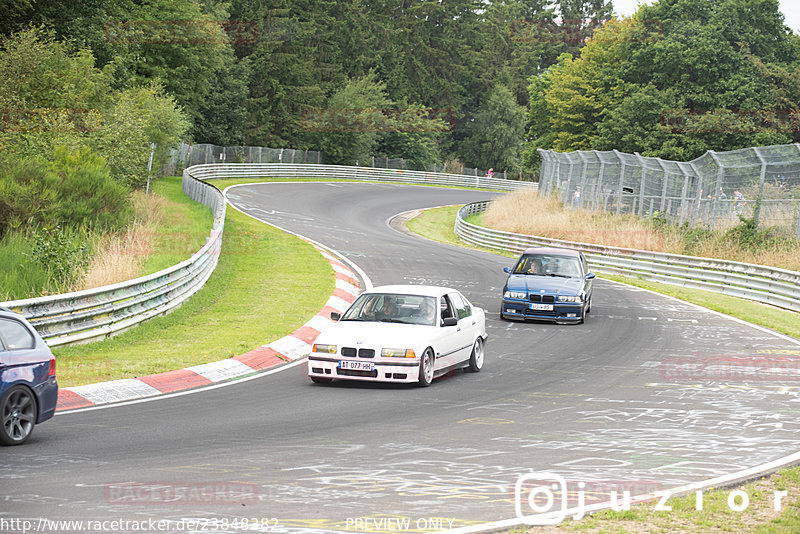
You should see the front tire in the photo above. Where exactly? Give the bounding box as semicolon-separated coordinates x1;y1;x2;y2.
418;348;434;387
468;338;484;372
1;385;37;446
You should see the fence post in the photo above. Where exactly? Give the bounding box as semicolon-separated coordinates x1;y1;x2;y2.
795;202;800;238
566;156;576;206
597;158;606;211
635;153;646;216
578;151;589;208
614;149;625;215
708;151;725;230
752;147;768;227
678;165;689;225
555;157;561;198
656;158;669;213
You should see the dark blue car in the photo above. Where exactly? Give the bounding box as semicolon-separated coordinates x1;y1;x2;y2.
0;307;58;445
501;247;595;324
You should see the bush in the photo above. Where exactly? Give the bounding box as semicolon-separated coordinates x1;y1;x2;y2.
723;214;793;253
0;156;59;234
48;146;133;230
93;83;190;189
25;225;91;289
0;231;51;301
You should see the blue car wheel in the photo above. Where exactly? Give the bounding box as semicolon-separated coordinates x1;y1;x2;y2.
1;385;38;446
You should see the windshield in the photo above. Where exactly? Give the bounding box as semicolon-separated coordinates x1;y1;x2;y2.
341;293;438;326
513;254;583;278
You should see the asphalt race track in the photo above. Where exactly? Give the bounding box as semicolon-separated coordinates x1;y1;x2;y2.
4;182;800;533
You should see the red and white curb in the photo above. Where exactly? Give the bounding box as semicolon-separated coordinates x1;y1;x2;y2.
55;246;360;412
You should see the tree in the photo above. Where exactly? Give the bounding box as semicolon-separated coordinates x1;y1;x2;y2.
93;83;190;189
557;0;614;56
460;84;527;171
533;0;800;160
0;28;189;189
0;28;112;162
304;71;392;165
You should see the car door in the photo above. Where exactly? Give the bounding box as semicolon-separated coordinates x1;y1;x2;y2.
0;317;39;384
448;292;477;365
432;295;465;371
580;252;593;299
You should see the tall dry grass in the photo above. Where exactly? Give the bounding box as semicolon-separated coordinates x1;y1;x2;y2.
483;190;800;271
75;192;166;290
484;190;684;251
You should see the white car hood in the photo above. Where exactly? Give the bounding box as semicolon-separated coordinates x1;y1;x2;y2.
316;320;434;350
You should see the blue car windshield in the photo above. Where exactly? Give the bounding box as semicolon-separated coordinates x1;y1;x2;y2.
513;255;582;278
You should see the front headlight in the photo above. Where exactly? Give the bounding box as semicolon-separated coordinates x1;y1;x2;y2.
313;343;337;354
558;295;581;303
504;291;527;299
382;348;416;358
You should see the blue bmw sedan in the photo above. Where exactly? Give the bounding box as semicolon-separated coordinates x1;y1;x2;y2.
500;247;595;324
0;307;58;445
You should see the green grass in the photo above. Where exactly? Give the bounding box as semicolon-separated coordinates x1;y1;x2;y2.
407;206;516;255
53;179;334;387
0;230;52;301
141;176;215;274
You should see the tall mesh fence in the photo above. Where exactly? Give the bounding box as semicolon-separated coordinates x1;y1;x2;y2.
161;143;323;175
163;142;531;181
538;145;800;236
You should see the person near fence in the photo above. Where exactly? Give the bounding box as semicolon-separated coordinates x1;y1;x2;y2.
486;168;494;178
733;189;746;215
572;186;581;206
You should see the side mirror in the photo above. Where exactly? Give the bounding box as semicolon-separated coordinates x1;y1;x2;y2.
503;267;511;273
331;311;341;321
585;273;596;280
442;317;458;327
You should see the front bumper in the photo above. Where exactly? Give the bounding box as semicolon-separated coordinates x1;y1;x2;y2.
308;355;421;383
501;298;583;322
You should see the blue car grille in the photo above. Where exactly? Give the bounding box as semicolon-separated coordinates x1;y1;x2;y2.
529;294;555;303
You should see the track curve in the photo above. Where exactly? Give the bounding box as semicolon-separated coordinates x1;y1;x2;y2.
4;182;800;533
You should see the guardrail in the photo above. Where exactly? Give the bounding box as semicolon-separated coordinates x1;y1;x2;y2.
1;163;532;346
0;172;225;347
184;163;537;192
456;201;800;313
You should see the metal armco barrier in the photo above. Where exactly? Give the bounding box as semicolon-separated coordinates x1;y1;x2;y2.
184;163;537;192
0;163;532;346
0;171;225;347
456;201;800;313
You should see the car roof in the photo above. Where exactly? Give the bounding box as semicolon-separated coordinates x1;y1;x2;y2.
521;247;582;257
365;285;454;298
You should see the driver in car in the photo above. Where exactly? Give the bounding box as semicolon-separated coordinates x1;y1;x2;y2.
374;297;398;321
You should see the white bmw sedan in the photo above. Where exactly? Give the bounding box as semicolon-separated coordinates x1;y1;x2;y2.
307;285;487;386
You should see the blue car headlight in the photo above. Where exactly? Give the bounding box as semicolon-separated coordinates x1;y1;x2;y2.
504;291;527;299
558;295;581;303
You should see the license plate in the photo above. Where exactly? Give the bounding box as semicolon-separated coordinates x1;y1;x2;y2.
339;360;374;371
530;303;553;311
